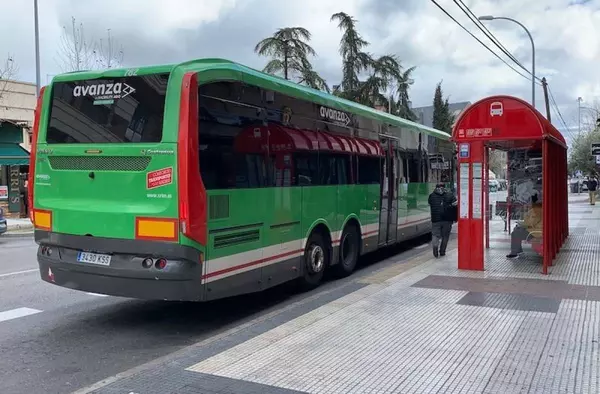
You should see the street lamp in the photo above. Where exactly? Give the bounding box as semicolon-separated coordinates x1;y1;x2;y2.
478;15;536;108
578;97;583;136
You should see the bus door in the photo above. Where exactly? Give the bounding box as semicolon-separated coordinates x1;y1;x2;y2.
378;138;400;246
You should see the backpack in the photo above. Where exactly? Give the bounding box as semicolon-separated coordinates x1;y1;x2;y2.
442;194;458;222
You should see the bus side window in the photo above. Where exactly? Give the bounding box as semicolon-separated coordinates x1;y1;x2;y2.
336;155;350;185
357;156;380;185
318;154;338;185
197;81;272;190
294;153;318;186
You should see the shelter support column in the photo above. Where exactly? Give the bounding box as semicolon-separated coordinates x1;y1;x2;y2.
542;139;549;274
484;147;490;249
457;141;484;271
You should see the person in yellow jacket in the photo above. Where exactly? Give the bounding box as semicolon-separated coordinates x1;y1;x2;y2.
506;193;543;258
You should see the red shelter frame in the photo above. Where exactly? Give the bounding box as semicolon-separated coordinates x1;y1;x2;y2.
452;95;568;274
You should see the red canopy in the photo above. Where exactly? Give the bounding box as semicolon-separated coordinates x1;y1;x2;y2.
234;124;384;156
452;95;566;150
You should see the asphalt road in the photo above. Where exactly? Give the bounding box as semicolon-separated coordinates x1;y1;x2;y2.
0;233;435;394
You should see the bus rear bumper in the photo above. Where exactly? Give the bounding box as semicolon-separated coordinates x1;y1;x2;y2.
35;230;205;301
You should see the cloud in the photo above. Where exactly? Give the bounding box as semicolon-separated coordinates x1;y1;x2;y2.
1;0;599;142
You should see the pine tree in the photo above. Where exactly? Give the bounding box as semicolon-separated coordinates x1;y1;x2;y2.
432;82;453;134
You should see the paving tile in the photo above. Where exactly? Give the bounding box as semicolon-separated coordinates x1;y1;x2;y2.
86;200;600;394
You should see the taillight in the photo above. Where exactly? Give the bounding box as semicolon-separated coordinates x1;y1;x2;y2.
33;209;52;231
135;217;178;242
177;72;207;246
155;258;168;270
29;86;46;222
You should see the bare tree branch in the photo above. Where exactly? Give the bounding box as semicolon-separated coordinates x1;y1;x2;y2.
0;54;18;105
56;17;125;72
95;29;124;69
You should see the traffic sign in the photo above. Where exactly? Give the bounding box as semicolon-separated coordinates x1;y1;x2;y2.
592;142;600;156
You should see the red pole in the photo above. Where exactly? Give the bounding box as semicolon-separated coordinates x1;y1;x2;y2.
565;148;568;239
485;148;490;248
542;140;549;274
551;143;556;261
506;152;511;235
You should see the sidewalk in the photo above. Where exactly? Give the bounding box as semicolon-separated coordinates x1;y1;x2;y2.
3;218;34;237
79;196;600;394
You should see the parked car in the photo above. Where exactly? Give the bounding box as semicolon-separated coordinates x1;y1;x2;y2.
0;207;7;236
570;177;583;193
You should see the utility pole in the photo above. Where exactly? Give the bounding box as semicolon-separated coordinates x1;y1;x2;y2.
542;78;551;122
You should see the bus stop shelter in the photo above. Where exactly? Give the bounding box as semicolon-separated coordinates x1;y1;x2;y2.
452;95;568;274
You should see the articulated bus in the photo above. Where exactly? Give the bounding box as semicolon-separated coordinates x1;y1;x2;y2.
30;58;454;301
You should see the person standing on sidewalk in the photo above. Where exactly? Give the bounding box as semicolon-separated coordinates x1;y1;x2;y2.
588;175;598;206
428;181;458;258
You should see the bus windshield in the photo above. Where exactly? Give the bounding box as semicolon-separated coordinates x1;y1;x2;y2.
46;73;170;144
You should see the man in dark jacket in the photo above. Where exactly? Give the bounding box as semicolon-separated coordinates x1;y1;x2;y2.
428;182;458;257
588;175;598;205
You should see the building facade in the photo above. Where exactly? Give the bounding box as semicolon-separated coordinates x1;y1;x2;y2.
0;79;35;216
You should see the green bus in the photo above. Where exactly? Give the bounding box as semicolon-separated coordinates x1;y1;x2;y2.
30;58;454;301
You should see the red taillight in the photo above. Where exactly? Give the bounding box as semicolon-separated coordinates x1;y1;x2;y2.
177;72;207;246
29;86;46;222
155;258;167;270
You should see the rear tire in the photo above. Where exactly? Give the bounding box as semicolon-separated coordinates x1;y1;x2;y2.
299;232;328;289
333;224;360;278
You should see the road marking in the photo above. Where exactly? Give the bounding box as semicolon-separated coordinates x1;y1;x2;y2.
0;269;38;278
86;292;109;297
0;307;42;323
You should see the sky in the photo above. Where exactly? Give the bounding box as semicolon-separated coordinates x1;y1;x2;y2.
1;0;599;144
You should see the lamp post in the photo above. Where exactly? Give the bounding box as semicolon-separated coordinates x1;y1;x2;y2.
478;15;535;107
578;97;582;136
34;0;41;96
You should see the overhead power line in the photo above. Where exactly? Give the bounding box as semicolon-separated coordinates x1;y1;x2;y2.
547;84;574;140
453;0;536;80
431;0;542;85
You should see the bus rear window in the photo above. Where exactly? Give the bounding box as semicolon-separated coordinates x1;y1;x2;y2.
46;73;169;144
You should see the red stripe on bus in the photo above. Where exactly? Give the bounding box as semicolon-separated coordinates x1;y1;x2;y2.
203;217;432;280
202;248;303;280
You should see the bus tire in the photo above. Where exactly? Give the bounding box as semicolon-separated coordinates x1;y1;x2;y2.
299;232;328;289
333;224;360;278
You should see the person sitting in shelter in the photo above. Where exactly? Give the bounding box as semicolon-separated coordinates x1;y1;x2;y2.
506;193;542;258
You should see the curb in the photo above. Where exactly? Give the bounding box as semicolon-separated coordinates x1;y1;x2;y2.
2;231;34;239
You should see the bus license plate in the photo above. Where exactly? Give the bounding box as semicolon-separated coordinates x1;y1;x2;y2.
77;252;112;266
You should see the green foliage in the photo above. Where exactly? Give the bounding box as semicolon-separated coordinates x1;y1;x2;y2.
255;14;424;117
255;27;328;91
331;12;417;114
568;126;600;175
432;82;453;134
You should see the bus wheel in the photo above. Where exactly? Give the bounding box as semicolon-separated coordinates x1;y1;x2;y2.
334;224;359;278
300;232;328;289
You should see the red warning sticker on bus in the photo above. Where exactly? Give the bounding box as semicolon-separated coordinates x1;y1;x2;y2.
147;167;173;189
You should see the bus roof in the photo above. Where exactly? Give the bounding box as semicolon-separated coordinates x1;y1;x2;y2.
50;58;450;140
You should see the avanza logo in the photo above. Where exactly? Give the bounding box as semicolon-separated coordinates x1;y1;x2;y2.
73;82;135;100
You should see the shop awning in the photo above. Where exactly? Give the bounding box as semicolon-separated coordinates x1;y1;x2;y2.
0;143;29;165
